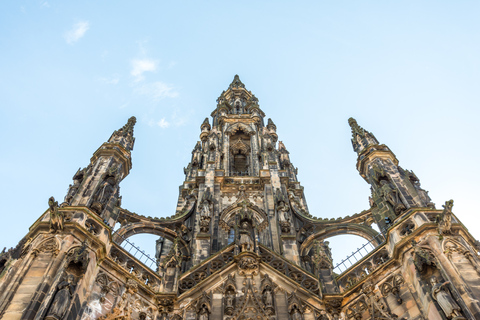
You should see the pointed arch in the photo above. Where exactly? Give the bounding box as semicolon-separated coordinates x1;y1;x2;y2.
299;223;382;256
224;122;255;136
219;199;268;232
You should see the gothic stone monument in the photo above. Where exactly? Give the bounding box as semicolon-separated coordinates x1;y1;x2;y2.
1;75;479;320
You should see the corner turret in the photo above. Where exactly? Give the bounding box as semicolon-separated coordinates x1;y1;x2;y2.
349;118;435;231
63;117;136;225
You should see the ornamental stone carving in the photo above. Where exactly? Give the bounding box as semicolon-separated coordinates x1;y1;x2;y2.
237;254;259;276
45;274;77;320
49;196;64;233
430;276;464;319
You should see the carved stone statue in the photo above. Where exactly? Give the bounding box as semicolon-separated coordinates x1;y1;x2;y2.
45;274;76;320
64;167;87;203
291;306;303;320
91;176;116;214
225;292;234;307
238;222;254;252
406;169;435;208
278;207;291;223
198;305;209;320
49;197;64;233
199;215;211;233
430;276;463;319
176;224;191;243
263;285;273;306
437;200;454;236
224;290;235;316
379;180;405;215
199;195;212;233
200;200;211;217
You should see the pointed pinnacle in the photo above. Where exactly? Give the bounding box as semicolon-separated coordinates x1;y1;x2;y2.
348;117;364;138
229;74;245;89
201;117;210;129
120;116;136;136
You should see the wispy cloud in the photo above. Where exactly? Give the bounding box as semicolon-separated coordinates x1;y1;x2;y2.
40;1;50;8
136;81;178;100
157;118;170;128
147;118;170;129
97;75;120;85
64;21;89;45
131;59;158;82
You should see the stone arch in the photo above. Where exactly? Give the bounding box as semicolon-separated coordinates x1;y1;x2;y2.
32;236;60;256
113;222;192;258
219;200;268;232
224;122;255;136
113;223;178;246
299;223;382;256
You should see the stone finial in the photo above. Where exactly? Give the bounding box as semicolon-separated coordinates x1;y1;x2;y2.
267;118;277;131
229;74;245;89
201;117;211;131
348;117;379;155
109;116;137;151
348;117;365;139
249;94;259;105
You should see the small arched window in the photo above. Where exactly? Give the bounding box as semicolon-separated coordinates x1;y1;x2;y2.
227;227;235;244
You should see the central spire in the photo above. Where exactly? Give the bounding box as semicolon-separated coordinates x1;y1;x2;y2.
212;75;265;127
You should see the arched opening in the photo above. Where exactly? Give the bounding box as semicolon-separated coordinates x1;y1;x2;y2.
327;235;373;273
229;129;251;176
233;150;248;173
227;227;235;244
115;233;159;270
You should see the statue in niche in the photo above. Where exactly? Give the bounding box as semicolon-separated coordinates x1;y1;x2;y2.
291;305;303;320
379;179;405;215
199;208;212;233
224;290;235;315
91;176;116;214
225;292;234;307
238;222;254;252
263;285;273;306
278;206;290;223
275;188;291;222
198;305;209;320
301;255;312;273
155;237;164;261
49;197;64;233
200;200;211;217
430;276;463;319
65;167;87;203
405;169;435;208
45;274;76;320
176;224;191;243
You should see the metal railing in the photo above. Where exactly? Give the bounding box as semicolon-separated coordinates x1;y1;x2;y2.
112;230;157;270
333;230;386;274
231;171;250;176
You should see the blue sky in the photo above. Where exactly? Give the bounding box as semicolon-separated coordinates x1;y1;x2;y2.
1;1;479;265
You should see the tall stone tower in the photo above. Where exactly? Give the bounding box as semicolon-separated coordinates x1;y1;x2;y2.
1;76;479;320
